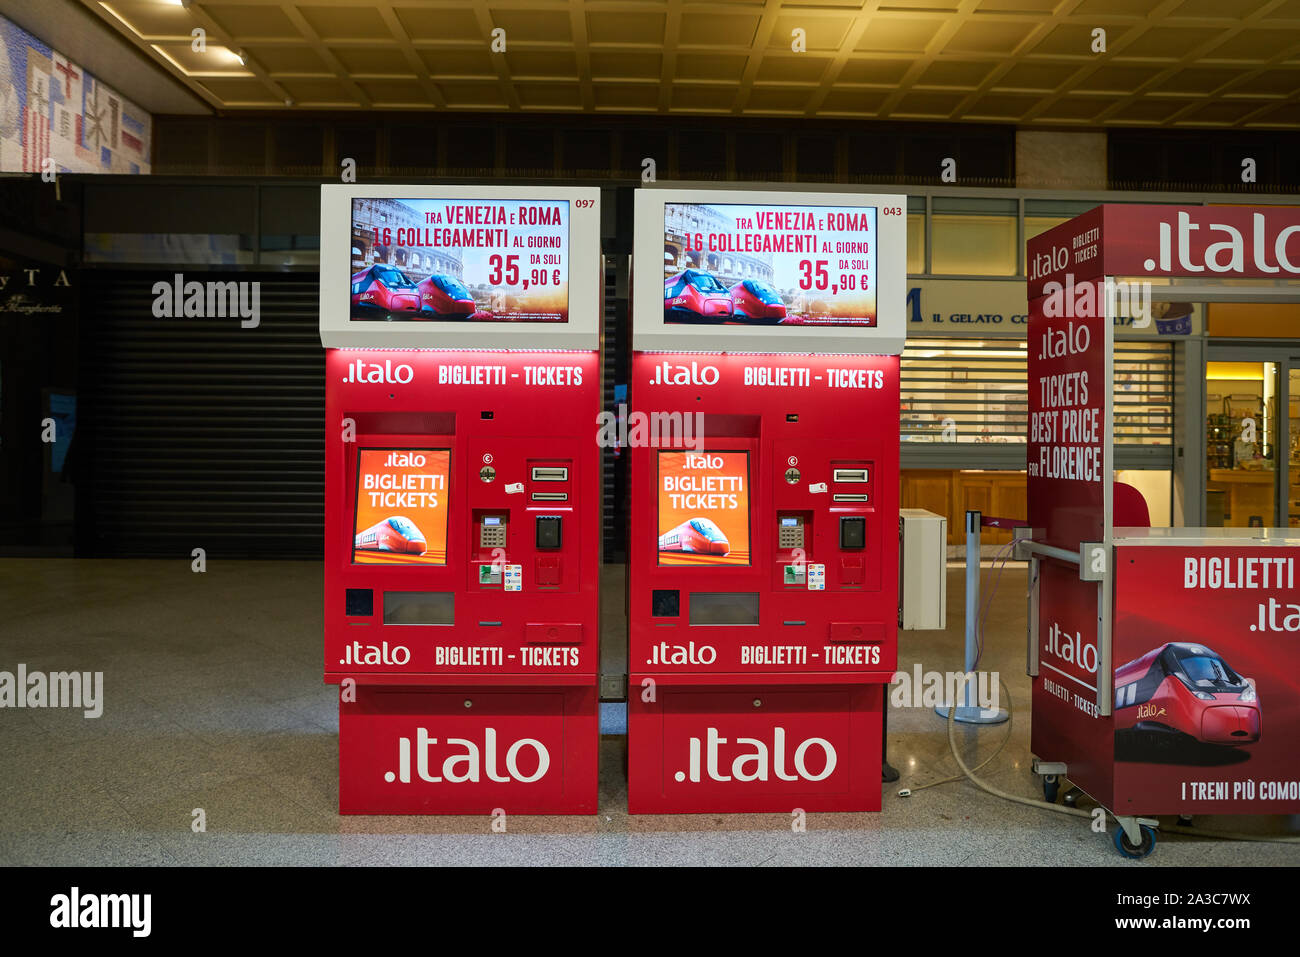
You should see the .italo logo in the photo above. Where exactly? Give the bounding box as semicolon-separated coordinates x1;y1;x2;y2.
596;405;705;450
0;664;102;718
151;273;260;328
1044;621;1098;674
343;357;415;384
1145;210;1300;275
649;360;721;386
674;727;837;783
645;640;717;666
387;728;550;784
340;640;410;666
50;887;151;937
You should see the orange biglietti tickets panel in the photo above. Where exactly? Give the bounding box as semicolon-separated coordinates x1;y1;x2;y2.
353;448;450;565
657;450;750;567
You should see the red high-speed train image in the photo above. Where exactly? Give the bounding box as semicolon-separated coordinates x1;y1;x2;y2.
351;265;421;318
1115;642;1260;747
658;517;731;556
354;516;428;556
416;273;477;319
664;269;734;322
728;279;787;323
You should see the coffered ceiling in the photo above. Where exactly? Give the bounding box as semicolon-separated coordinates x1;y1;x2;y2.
80;0;1300;127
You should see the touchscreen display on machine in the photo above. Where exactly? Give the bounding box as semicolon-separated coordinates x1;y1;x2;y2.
662;203;876;327
657;450;751;567
353;449;450;565
349;198;570;322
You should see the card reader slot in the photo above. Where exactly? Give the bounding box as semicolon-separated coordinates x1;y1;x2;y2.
531;466;569;482
531;492;569;501
832;493;870;502
833;468;870;483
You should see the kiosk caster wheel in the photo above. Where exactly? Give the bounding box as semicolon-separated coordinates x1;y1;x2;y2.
1177;814;1194;827
1063;787;1082;807
1042;774;1060;803
1114;824;1157;859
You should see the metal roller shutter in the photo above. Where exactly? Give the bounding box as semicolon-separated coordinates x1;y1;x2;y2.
602;254;628;563
76;271;324;558
900;337;1175;470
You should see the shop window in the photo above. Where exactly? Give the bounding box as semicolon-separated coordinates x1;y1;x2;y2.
900;337;1173;449
902;338;1028;444
930;197;1017;276
83;233;256;265
1114;343;1174;447
907;196;924;274
1024;199;1100;243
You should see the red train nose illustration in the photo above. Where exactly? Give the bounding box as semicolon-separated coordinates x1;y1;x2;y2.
658;517;731;556
355;516;428;556
1201;705;1261;744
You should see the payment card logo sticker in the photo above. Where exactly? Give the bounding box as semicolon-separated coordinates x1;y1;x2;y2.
504;565;523;592
807;564;826;590
354;448;450;565
657;450;750;566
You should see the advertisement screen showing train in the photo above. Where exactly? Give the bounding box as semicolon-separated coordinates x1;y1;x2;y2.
657;450;751;567
349;198;570;322
663;203;877;327
353;448;450;565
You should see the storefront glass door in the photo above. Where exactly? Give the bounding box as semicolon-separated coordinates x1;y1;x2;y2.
1204;354;1281;527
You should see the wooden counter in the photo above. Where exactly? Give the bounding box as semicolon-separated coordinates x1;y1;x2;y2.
901;469;1026;545
1206;468;1273;527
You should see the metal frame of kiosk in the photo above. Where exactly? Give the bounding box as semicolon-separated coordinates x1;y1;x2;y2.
320;184;602;814
627;186;906;813
1023;204;1300;856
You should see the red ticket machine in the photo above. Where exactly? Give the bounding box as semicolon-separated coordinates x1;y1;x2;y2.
320;185;602;813
627;188;907;812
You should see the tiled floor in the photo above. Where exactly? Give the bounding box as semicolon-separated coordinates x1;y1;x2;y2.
1;558;1298;866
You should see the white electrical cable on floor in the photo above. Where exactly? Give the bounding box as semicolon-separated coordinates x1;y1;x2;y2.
903;676;1300;847
898;544;1300;848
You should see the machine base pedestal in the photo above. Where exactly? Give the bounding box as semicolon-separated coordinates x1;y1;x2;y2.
338;683;598;814
628;680;884;813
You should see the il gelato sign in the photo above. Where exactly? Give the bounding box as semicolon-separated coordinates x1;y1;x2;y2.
907;279;1195;337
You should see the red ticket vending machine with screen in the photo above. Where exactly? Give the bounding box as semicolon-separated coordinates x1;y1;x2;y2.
627;188;907;812
320;185;602;814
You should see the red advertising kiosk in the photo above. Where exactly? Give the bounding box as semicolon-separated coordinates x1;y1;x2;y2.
1025;205;1300;856
319;185;602;814
627;187;907;812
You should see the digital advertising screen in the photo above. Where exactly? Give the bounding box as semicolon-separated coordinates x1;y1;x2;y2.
353;449;450;566
657;450;750;567
349;198;569;323
662;203;877;327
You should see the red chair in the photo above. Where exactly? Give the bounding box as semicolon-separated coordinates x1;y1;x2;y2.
1113;481;1151;528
